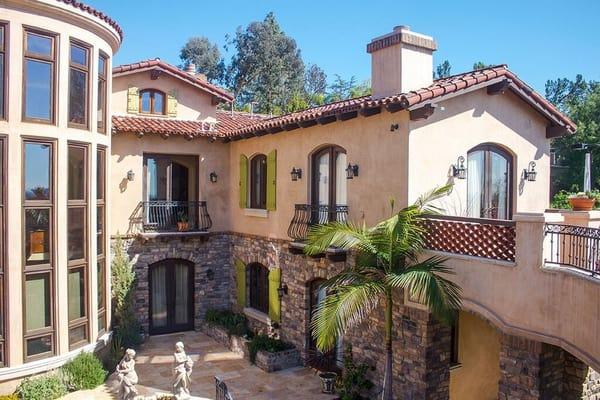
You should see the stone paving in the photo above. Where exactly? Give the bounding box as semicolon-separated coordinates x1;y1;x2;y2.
62;331;335;400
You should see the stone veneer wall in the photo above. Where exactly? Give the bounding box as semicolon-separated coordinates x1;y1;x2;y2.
114;234;232;334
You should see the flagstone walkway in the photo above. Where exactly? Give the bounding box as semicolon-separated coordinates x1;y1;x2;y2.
62;331;336;400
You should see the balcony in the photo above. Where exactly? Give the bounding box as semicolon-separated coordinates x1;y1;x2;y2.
137;200;212;239
544;223;600;276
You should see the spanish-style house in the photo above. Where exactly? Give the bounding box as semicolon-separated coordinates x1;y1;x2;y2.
0;1;599;399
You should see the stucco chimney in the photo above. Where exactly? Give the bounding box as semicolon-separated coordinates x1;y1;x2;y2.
368;25;437;99
185;62;196;74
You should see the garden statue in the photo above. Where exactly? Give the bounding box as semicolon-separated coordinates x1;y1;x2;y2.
116;348;139;400
173;341;194;399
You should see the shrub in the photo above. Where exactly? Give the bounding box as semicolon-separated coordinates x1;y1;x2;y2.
337;344;375;400
62;352;107;391
0;394;18;400
204;309;250;337
16;374;67;400
103;335;125;373
551;189;600;209
247;334;293;364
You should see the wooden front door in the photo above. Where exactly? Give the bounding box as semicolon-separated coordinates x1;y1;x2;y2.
149;259;194;334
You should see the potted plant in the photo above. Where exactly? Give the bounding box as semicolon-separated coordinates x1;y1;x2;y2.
568;192;597;211
307;349;340;394
177;210;189;231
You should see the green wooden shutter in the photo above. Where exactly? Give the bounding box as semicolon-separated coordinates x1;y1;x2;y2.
235;260;246;308
239;154;248;208
167;89;178;117
266;150;277;211
127;86;139;113
268;267;281;322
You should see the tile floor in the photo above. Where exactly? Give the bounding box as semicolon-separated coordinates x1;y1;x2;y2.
62;331;336;400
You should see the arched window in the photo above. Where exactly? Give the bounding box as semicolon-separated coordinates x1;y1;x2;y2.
467;144;512;219
250;154;267;209
139;89;166;115
248;263;269;314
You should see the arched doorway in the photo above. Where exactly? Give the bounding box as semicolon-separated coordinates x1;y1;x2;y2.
149;259;194;334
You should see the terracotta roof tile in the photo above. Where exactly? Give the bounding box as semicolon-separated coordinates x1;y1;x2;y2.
113;59;233;102
56;0;123;42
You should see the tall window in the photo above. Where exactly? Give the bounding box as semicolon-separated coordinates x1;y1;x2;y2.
23;30;56;123
96;147;106;335
467;144;512;220
97;53;108;133
248;263;268;314
250;154;267;209
311;146;347;223
68;41;90;127
23;140;54;360
139;89;165;115
0;137;5;365
67;144;88;348
0;24;6;120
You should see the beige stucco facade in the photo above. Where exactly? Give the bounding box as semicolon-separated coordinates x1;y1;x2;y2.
0;0;120;385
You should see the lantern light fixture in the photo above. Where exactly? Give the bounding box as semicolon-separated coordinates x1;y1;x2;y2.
209;171;218;183
290;167;302;181
523;161;537;182
277;283;288;299
127;170;135;181
346;164;359;179
452;156;467;180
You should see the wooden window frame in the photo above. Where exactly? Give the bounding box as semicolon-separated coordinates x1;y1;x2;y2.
67;143;90;349
22;138;56;362
96;146;106;335
139;89;166;115
248;263;269;315
97;52;108;133
249;154;267;210
311;145;346;210
0;22;8;121
22;28;57;125
450;318;460;366
0;136;6;366
68;39;91;129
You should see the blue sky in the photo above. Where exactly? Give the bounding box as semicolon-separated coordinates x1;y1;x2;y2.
88;0;600;94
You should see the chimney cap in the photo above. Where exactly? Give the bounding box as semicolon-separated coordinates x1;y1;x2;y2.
393;25;410;32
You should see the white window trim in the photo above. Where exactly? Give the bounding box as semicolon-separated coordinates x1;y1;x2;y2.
243;208;268;218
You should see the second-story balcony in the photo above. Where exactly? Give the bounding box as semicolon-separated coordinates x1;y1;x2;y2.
137;200;212;238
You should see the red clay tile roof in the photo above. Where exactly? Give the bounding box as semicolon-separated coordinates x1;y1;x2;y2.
112;111;267;139
113;59;233;102
226;65;576;139
56;0;123;42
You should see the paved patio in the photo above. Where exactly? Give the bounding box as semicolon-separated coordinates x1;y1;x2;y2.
62;331;335;400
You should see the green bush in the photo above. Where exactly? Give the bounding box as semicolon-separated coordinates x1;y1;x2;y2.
247;334;293;364
551;189;600;209
16;374;67;400
62;352;107;391
103;335;125;373
205;309;250;337
0;394;18;400
337;344;374;400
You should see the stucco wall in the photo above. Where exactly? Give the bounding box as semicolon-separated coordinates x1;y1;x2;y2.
449;311;501;400
408;88;551;216
112;72;216;121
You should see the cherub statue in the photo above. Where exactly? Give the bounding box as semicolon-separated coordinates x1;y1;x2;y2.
173;341;194;400
116;348;139;400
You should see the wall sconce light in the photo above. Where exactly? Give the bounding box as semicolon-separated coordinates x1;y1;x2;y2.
451;156;467;180
346;164;359;179
209;171;218;183
127;170;135;181
290;167;302;181
523;161;537;182
390;123;399;132
277;283;288;299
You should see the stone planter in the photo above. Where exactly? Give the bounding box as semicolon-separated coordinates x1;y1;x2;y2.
569;197;596;211
202;323;250;357
254;347;301;373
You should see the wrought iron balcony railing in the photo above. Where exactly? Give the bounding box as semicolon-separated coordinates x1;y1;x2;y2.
545;223;600;276
141;201;212;233
287;204;349;241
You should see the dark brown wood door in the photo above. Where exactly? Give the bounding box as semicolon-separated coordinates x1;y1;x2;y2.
149;259;194;335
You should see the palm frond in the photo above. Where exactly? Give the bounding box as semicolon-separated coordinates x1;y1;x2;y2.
311;281;385;351
386;256;462;324
414;184;453;214
304;221;378;256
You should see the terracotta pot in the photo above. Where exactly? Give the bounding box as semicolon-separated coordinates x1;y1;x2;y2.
177;221;189;232
568;197;596;211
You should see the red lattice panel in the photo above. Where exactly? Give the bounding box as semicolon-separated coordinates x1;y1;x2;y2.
421;217;516;262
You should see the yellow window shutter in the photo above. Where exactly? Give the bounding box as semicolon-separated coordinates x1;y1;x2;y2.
127;86;139;113
167;89;178;117
235;260;246;308
268;267;281;322
239;154;248;208
266;150;277;211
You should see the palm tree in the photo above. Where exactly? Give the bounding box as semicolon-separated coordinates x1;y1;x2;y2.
305;185;462;400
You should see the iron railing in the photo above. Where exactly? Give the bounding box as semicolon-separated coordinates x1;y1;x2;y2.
140;201;212;232
420;215;517;262
544;223;600;275
287;204;349;241
215;376;234;400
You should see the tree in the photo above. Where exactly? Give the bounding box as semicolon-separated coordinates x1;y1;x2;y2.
180;36;225;83
349;79;372;98
305;186;462;400
305;64;327;97
473;61;493;70
228;12;305;114
327;74;356;102
434;60;452;79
